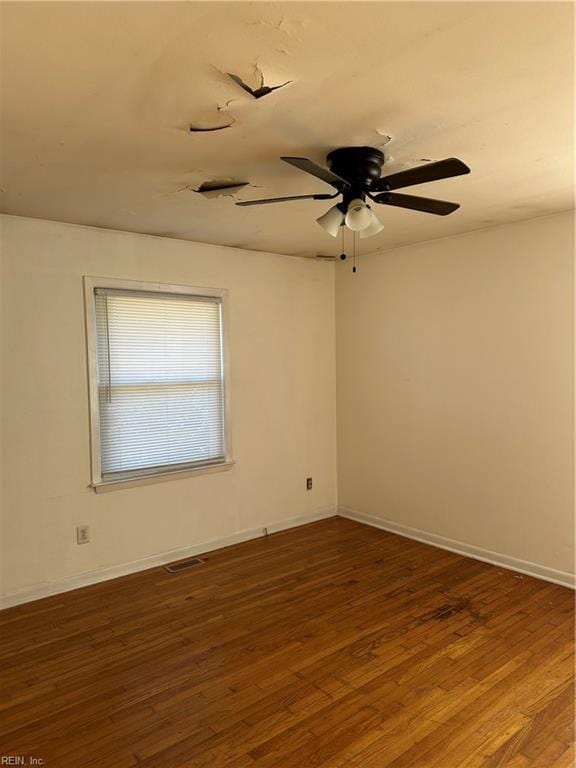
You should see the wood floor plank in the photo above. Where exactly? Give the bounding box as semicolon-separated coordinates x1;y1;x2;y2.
0;517;573;767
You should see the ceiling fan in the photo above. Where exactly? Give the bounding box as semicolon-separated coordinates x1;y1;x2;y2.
236;147;470;238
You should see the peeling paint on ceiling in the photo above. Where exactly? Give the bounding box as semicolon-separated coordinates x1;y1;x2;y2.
195;180;250;198
0;2;573;257
227;67;292;100
188;117;235;133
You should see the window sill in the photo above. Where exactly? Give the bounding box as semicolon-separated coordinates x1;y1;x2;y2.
91;460;235;493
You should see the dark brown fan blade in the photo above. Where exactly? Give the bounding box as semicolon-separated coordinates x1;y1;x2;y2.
373;192;460;216
236;193;334;207
373;158;470;192
280;157;350;189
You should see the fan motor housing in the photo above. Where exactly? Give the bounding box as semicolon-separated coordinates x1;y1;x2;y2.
327;147;385;191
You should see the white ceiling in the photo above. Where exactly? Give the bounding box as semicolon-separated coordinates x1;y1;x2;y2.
1;1;573;258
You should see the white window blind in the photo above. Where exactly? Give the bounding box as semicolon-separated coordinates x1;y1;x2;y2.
94;288;226;480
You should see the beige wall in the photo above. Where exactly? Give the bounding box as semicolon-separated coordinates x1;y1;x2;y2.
336;212;574;578
1;210;574;602
0;216;337;599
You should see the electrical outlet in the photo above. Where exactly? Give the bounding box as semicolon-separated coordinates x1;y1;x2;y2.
76;525;90;544
306;477;313;491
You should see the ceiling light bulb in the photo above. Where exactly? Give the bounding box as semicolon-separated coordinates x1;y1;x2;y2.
316;205;344;237
360;209;384;238
345;198;372;231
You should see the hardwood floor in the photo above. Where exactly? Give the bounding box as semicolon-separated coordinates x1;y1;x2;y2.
0;517;573;767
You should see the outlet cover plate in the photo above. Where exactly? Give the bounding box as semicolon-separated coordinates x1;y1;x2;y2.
76;525;90;544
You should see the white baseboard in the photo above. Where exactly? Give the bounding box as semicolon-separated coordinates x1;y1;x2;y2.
4;505;572;609
0;506;337;610
338;506;575;589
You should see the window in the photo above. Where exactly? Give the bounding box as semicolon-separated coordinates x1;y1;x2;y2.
85;278;232;490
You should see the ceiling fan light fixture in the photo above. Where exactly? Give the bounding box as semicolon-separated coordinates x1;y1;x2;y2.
235;149;470;243
344;198;372;231
360;209;384;238
316;204;344;237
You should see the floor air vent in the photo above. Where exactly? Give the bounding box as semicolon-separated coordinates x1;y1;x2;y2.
164;557;205;573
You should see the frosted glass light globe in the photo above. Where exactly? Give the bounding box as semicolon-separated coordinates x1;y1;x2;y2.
316;205;345;237
360;210;384;238
345;199;372;231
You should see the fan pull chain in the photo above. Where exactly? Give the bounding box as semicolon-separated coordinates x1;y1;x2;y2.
352;232;357;273
339;224;346;261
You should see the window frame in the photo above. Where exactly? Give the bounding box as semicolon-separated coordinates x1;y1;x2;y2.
84;276;233;492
